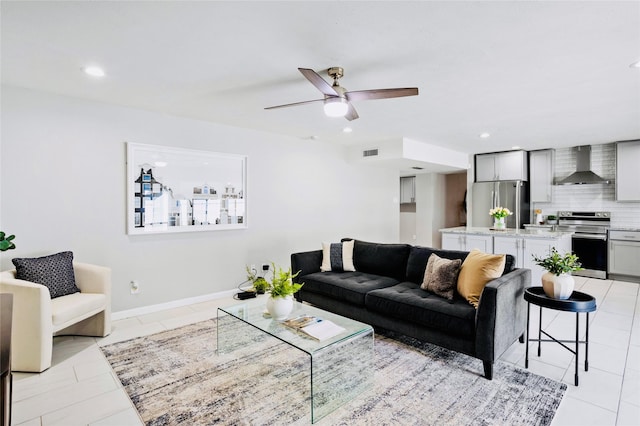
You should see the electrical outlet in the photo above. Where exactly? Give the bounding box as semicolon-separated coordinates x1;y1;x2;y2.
250;264;256;274
130;280;140;295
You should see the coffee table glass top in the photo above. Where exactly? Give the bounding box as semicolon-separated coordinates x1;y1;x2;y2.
217;296;373;354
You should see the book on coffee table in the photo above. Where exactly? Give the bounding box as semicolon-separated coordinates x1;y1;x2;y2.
283;315;346;341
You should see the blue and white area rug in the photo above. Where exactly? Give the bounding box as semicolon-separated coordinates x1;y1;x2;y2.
100;319;566;425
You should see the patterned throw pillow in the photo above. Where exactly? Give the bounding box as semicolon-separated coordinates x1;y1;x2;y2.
421;253;462;300
12;251;80;299
320;240;356;272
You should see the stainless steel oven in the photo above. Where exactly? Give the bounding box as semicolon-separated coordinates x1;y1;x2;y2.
557;211;610;279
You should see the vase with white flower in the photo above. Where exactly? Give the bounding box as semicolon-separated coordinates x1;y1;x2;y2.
489;207;512;230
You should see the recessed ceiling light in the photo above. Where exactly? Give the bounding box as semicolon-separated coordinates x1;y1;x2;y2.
343;127;353;133
83;66;105;77
630;59;640;69
479;132;490;139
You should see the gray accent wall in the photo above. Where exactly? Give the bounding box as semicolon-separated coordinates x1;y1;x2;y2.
0;86;400;312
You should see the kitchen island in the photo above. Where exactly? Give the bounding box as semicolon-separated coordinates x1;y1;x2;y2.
440;227;573;287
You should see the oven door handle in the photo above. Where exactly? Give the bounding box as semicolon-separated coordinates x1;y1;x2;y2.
572;233;608;241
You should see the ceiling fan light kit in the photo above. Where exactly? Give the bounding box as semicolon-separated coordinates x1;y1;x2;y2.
324;97;349;117
265;67;418;121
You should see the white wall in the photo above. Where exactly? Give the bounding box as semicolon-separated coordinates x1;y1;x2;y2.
0;86;399;312
412;173;446;248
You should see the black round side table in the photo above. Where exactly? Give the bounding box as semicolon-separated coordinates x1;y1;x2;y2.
524;286;597;386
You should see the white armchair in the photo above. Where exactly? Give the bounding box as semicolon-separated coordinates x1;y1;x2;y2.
0;262;111;373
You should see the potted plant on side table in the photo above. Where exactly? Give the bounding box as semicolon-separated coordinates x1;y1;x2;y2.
266;263;303;320
532;247;583;299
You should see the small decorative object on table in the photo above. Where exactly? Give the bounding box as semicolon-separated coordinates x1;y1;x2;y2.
489;207;512;230
535;209;544;225
546;215;558;225
532;247;583;299
245;265;269;294
265;263;303;320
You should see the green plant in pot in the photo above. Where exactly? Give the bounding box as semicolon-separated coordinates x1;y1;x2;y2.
245;265;269;294
0;231;16;251
532;247;583;299
266;263;303;320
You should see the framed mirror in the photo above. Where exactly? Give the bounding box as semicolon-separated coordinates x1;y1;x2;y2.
127;142;247;235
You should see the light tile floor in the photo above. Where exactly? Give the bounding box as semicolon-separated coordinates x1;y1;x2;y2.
9;277;640;425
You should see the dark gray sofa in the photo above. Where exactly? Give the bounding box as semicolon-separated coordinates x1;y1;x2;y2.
291;239;530;379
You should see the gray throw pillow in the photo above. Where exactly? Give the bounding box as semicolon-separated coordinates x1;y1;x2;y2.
12;251;80;299
421;253;462;300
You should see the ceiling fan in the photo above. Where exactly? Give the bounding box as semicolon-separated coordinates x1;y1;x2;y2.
265;67;419;121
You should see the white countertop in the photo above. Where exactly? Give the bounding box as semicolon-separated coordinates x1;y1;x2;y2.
610;227;640;232
439;226;573;239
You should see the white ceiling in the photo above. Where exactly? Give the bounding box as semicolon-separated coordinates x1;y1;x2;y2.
2;1;639;156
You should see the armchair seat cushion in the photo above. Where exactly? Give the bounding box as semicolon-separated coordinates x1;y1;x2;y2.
51;293;107;331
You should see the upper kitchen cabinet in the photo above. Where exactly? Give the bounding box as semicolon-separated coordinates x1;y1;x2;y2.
400;176;416;204
475;150;528;182
616;140;640;201
529;149;555;202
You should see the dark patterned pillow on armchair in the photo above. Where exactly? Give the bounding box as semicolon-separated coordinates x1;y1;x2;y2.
12;251;80;299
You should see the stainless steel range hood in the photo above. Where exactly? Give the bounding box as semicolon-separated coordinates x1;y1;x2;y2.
555;145;610;185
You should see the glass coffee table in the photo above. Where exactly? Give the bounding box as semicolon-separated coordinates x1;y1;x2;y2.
217;297;373;423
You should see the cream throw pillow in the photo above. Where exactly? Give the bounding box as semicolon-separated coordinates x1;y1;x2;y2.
457;249;506;308
320;240;355;272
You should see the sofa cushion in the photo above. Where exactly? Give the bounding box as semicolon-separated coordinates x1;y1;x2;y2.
299;271;399;306
406;246;515;284
421;254;462;300
457;249;506;308
320;240;355;272
366;282;477;338
345;239;411;281
12;251;80;299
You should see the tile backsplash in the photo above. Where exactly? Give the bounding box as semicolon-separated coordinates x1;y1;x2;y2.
532;143;640;229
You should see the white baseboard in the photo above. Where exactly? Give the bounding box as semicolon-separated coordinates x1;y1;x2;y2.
112;288;238;321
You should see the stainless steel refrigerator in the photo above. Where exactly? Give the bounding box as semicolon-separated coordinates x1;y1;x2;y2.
472;181;529;229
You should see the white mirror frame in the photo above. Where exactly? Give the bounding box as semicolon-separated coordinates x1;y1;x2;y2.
126;142;247;235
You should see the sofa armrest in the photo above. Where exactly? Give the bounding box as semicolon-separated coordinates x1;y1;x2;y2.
291;250;322;283
475;268;530;363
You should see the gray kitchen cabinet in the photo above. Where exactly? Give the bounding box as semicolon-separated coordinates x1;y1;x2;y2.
400;176;416;204
616;140;640;201
475;150;528;182
529;149;554;202
609;230;640;280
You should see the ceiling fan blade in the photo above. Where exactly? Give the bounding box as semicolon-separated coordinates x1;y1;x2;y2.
298;68;340;97
264;98;326;110
345;87;419;102
345;103;359;121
